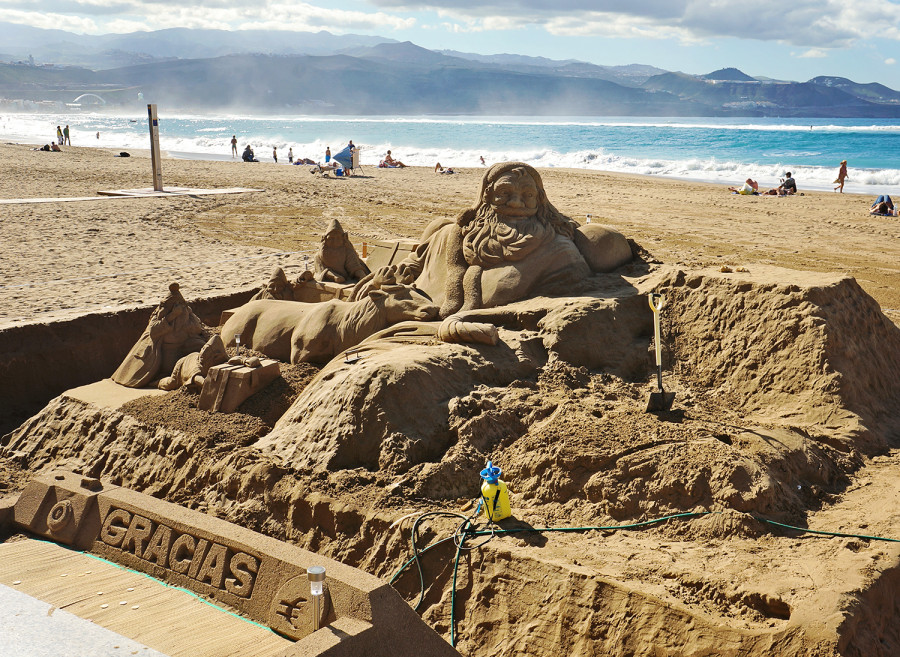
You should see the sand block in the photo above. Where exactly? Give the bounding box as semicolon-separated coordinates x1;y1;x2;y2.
362;238;418;271
292;279;354;303
198;359;280;413
64;379;168;410
7;470;460;656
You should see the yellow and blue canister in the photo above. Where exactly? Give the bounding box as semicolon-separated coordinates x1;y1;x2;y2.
479;461;511;522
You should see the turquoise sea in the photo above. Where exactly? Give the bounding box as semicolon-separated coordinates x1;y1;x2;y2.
4;112;900;193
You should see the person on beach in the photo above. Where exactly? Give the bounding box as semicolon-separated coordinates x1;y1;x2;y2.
242;144;259;162
96;131;100;140
231;135;238;158
56;126;63;144
834;160;848;193
325;146;331;163
273;146;278;163
870;195;896;216
728;178;758;195
288;147;294;164
777;172;797;196
381;150;407;168
63;125;70;145
480;155;486;165
50;142;61;152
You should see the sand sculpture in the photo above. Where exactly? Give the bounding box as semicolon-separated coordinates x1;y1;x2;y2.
252;266;315;302
314;218;369;284
222;279;439;364
6;158;900;657
352;162;629;318
157;334;229;391
111;283;209;388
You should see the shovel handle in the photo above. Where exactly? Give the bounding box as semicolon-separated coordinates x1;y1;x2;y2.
648;293;664;372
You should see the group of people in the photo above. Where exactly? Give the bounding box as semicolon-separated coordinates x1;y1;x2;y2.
55;125;71;146
729;161;854;197
728;172;797;196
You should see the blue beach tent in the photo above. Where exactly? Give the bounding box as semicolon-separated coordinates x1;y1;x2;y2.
332;146;354;174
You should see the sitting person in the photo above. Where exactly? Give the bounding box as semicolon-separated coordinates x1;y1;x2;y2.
728;178;758;195
381;150;407;168
50;142;61;152
242;145;258;162
870;195;897;216
777;172;797;195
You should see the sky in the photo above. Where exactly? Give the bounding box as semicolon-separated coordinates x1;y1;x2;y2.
3;0;900;87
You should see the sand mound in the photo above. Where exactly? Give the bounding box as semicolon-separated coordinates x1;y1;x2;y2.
4;264;900;656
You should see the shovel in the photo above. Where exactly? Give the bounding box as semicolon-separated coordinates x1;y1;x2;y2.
646;293;676;412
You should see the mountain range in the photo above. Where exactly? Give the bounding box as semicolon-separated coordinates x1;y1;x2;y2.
2;22;899;117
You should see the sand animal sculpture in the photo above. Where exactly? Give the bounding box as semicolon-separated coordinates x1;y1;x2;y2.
221;277;439;364
111;283;209;388
352;162;630;319
157;334;229;391
314;218;370;284
251;266;314;302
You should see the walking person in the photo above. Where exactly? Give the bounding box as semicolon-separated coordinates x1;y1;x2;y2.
834;160;848;193
288;147;294;164
325;146;331;163
231;135;238;158
63;125;70;145
273;146;278;163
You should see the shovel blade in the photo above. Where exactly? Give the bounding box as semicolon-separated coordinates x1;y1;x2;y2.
646;391;676;412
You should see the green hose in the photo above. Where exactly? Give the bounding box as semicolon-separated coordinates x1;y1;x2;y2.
754;516;900;543
390;509;899;648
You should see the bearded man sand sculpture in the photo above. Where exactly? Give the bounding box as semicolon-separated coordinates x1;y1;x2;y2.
356;162;628;319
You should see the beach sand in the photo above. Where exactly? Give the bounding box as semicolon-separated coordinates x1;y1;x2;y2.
2;141;899;328
3;142;900;656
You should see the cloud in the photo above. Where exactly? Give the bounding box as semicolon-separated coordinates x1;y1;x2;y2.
797;48;828;58
0;0;415;34
888;57;897;65
371;0;900;49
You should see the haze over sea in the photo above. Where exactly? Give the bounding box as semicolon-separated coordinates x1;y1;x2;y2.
5;112;900;194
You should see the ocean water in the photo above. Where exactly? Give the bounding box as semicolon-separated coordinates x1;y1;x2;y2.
4;112;900;193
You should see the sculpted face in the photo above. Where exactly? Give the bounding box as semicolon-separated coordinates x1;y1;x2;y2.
487;172;538;220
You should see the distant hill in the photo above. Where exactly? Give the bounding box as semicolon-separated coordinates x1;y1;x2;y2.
93;53;702;116
3;24;900;117
643;71;900;117
809;75;900;104
703;68;756;82
0;22;395;70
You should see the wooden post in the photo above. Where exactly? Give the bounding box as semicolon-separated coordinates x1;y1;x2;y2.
147;104;163;192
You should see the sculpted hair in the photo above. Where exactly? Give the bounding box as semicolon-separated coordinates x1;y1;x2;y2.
457;162;577;241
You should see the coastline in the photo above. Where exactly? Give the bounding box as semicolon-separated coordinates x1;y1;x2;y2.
2;141;898;332
5;112;900;194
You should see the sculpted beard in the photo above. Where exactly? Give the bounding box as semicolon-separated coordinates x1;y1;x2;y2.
461;204;556;268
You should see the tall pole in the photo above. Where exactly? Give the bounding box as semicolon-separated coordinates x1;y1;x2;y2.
147;104;163;192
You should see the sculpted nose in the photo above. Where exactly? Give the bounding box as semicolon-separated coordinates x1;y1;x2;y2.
507;192;525;208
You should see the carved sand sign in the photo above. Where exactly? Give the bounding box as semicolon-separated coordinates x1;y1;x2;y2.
97;506;260;598
6;471;459;656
